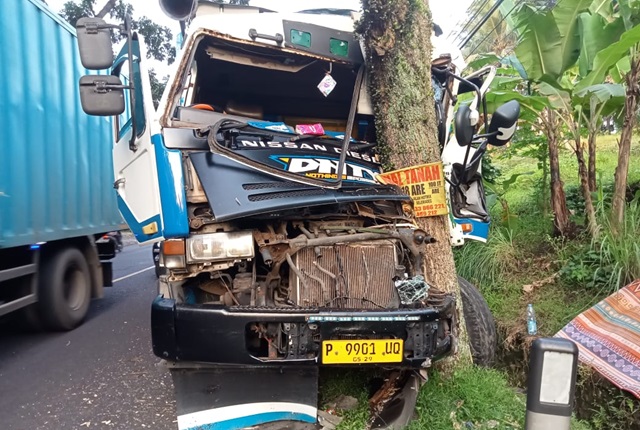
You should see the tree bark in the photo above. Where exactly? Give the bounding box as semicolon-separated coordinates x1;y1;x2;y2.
544;108;573;236
360;0;471;366
587;131;597;192
574;134;599;237
612;55;640;233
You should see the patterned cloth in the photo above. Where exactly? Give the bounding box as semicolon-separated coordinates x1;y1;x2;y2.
556;279;640;399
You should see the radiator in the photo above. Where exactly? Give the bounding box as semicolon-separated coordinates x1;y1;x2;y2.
290;240;399;309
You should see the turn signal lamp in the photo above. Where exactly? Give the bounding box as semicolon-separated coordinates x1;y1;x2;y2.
163;239;186;269
461;223;473;233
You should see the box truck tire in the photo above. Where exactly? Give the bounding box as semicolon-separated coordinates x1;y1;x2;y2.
39;248;92;331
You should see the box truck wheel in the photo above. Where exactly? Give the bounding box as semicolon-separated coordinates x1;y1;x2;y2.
39;248;91;331
458;276;497;367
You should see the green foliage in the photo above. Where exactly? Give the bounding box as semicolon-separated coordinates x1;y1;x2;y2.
514;6;564;82
575;23;640;91
559;189;640;293
553;0;593;71
486;172;535;230
577;12;625;76
148;68;169;109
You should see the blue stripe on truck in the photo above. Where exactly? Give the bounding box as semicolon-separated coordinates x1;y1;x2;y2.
116;195;162;242
152;133;189;238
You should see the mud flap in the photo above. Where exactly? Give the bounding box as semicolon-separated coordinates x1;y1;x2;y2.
370;371;424;430
168;363;319;430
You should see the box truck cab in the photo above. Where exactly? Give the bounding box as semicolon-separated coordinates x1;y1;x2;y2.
74;1;518;428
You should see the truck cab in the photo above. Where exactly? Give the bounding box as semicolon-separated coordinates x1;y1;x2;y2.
74;2;518;428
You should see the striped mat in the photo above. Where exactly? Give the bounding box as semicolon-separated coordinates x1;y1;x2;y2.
556;279;640;399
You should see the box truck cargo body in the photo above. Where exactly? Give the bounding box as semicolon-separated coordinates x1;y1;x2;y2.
0;0;122;330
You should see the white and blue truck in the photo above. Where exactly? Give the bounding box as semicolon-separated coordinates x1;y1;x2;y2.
0;0;122;331
73;1;519;428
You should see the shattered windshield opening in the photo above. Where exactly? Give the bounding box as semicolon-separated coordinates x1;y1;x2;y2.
173;34;373;189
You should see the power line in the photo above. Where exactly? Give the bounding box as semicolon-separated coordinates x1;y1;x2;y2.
479;0;566;57
458;0;506;49
448;0;491;42
467;0;520;55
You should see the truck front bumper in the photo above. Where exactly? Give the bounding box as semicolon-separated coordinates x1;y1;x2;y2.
152;295;456;367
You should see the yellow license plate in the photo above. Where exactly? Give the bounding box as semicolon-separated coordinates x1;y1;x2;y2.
322;339;403;364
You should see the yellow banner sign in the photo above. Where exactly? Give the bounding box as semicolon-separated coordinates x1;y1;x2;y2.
377;162;448;218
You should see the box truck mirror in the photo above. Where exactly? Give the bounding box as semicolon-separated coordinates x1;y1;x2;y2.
79;75;126;116
76;17;116;70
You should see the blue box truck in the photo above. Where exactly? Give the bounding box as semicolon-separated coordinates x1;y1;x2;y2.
0;0;123;330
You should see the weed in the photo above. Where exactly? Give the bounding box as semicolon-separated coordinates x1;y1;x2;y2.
454;226;518;287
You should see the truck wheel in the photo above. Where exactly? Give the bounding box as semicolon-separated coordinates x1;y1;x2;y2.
458;276;497;367
39;248;92;331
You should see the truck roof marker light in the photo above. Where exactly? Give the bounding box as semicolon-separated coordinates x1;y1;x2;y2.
291;30;311;48
329;38;348;57
30;242;47;250
164;239;186;255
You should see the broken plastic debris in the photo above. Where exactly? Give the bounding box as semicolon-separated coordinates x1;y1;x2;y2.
295;123;325;135
394;275;431;304
317;74;337;97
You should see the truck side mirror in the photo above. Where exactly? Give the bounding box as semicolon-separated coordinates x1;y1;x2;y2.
454;105;475;147
76;17;115;70
488;100;520;147
79;75;126;116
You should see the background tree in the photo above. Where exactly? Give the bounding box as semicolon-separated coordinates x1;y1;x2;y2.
60;0;176;64
60;0;176;106
359;0;472;365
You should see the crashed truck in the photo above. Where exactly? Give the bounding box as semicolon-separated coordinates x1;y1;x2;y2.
74;1;519;429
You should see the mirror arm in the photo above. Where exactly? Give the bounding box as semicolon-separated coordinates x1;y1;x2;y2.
124;15;137;152
82;22;123;33
473;131;499;140
482;92;489;135
447;73;482;115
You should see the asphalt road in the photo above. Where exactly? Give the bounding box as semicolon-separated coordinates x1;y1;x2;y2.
0;244;177;430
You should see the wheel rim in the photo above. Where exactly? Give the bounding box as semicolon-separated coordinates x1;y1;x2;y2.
63;265;87;311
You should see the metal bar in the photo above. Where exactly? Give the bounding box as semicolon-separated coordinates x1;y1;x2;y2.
0;293;37;317
0;264;37;283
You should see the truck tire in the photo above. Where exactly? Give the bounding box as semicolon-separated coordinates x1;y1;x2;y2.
39;248;92;331
458;276;497;367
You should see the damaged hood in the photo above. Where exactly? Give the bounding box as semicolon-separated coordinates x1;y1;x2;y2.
187;130;408;221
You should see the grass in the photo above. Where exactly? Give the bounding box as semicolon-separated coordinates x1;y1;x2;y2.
408;366;526;429
320;366;592;429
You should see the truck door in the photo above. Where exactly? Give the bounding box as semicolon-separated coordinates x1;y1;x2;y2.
111;37;164;244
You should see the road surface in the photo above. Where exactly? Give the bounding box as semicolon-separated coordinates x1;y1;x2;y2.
0;244;177;430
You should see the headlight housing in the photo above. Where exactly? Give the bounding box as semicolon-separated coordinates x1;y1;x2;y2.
186;231;254;263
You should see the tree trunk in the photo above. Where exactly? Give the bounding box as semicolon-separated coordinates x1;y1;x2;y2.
544;108;573;236
587;131;597;192
612;56;640;233
96;0;118;18
575;134;599;237
360;0;471;366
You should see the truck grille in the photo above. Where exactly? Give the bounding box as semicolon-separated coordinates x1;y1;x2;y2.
290;240;398;309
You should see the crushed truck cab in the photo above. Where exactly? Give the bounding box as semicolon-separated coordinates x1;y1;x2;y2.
150;5;457;367
74;1;516;429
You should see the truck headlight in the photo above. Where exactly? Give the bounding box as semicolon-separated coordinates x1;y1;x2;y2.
186;231;254;263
